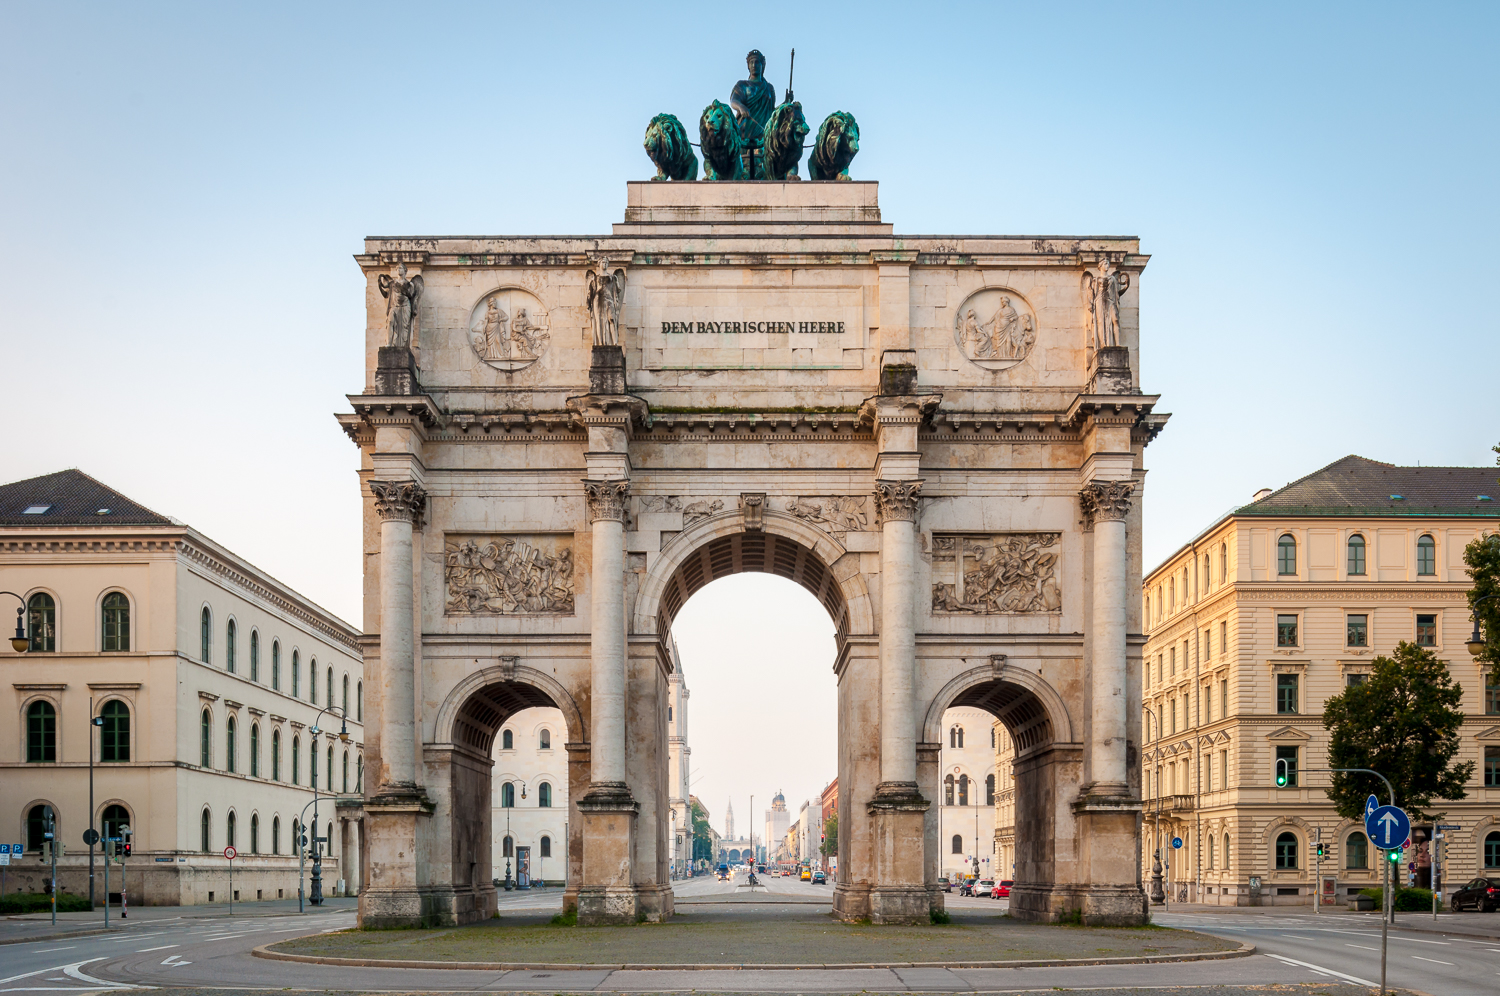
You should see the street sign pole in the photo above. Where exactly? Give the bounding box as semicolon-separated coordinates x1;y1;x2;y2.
224;846;237;915
1381;844;1388;995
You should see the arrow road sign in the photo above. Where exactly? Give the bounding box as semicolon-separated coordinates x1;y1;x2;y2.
1366;805;1411;849
1366;794;1379;821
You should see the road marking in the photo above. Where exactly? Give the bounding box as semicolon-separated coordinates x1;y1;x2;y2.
1263;952;1377;987
133;945;177;953
32;949;75;954
1345;943;1379;951
159;955;191;967
1413;955;1455;965
1399;937;1452;944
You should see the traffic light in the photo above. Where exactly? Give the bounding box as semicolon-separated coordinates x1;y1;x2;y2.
121;826;132;858
1315;842;1325;859
1387;847;1403;865
1275;758;1289;787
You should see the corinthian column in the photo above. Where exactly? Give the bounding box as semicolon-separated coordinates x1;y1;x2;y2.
583;479;630;790
370;480;427;793
1079;480;1135;794
873;479;923;792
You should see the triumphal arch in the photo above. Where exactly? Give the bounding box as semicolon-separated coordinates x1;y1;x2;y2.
339;90;1165;927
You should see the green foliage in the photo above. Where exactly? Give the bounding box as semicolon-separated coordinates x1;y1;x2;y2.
0;892;93;914
929;907;951;924
1358;886;1435;911
1464;531;1500;668
819;815;838;857
549;908;578;926
690;800;715;863
1321;641;1473;821
1056;907;1084;926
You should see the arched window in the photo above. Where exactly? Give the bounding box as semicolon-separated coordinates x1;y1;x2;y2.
342;674;349;714
291;819;299;853
100;699;129;762
1277;534;1297;576
502;835;514;857
101;804;129;840
1208;834;1216;869
226;619;237;673
251;813;260;854
1144;595;1151;622
501;781;515;807
309;657;317;704
540;835;552;858
327;821;335;857
250;723;260;777
1346;831;1369;869
326;666;334;708
326;745;333;790
356;754;363;792
949;725;964;748
27;593;56;652
250;631;260;682
291;735;300;785
990;728;996;748
1169;578;1175;609
1220;542;1228;582
540;729;551;749
200;808;211;853
356;681;363;721
539;782;552;807
943;774;955;805
951;834;963;855
102;592;130;651
1205;553;1212;588
1223;832;1231;869
272;641;281;690
501;729;513;750
985;774;995;806
1348;534;1366;575
1417;534;1436;576
1275;831;1298;869
272;729;281;781
226;811;237;849
291;651;300;697
26;805;51;851
957;774;970;806
200;709;212;767
1485;831;1500;868
226;717;237;773
272;815;281;854
200;606;212;663
342;750;349;792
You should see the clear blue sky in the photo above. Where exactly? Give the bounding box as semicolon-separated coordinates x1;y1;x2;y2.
4;3;1496;826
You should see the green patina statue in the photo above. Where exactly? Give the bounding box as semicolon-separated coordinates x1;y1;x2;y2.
809;111;859;181
644;113;698;181
699;99;746;180
763;101;810;181
730;49;776;149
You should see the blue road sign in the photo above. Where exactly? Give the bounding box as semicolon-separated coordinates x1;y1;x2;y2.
1171;837;1184;849
1365;795;1379;822
0;845;9;855
1366;805;1410;849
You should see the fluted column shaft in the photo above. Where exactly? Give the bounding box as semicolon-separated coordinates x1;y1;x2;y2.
1081;480;1135;793
875;480;923;789
371;480;426;792
584;479;630;787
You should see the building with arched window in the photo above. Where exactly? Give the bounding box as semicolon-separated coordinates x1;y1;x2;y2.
1141;454;1500;906
491;704;569;887
937;705;997;883
0;469;366;906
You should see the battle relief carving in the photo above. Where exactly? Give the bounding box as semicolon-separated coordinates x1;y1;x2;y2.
444;534;574;614
953;289;1038;371
467;288;551;371
784;496;869;537
931;533;1062;614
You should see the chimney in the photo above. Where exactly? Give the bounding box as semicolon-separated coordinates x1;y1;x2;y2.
1252;488;1273;502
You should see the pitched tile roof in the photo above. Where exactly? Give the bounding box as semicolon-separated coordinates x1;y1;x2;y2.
0;470;174;526
1240;454;1500;518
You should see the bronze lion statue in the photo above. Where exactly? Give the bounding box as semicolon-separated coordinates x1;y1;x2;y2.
699;100;745;181
644;113;697;181
763;101;810;181
810;111;860;181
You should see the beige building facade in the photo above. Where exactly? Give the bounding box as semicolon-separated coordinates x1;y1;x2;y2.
1141;455;1500;906
0;470;364;905
936;706;997;882
341;178;1166;927
491;705;567;886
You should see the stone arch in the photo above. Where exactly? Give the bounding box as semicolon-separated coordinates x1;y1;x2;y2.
433;663;586;754
922;662;1074;754
633;509;874;641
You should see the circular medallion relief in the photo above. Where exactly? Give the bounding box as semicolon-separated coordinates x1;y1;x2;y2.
468;288;550;371
952;289;1037;371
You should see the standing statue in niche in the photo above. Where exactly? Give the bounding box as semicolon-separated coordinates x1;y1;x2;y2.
378;263;424;349
1082;256;1130;351
586;264;627;347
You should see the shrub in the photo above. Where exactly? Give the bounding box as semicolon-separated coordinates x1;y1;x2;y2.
1358;886;1435;911
929;908;951;924
0;892;93;915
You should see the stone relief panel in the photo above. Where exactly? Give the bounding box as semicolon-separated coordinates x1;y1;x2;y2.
444;533;574;614
636;496;725;525
931;533;1062;614
467;288;551;371
784;496;869;537
952;288;1037;371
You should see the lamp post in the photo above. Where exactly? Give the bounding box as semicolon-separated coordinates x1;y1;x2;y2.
307;706;352;906
1143;705;1165;906
1;593;29;653
90;705;103;909
1466;593;1496;658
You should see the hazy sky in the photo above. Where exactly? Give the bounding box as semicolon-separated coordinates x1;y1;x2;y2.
4;4;1497;827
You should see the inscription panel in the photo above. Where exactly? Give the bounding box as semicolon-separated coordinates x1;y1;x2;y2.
638;285;864;370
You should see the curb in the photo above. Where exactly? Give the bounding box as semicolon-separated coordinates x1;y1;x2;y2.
0;926;122;946
252;937;1254;972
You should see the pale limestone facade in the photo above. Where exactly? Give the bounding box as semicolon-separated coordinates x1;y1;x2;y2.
666;641;691;878
1140;456;1500;906
994;723;1019;879
490;705;567;886
936;705;997;882
339;181;1165;927
0;471;364;905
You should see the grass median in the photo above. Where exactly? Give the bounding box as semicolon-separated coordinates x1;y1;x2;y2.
269;908;1235;966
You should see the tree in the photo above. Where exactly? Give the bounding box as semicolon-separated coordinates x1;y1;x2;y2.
1463;530;1500;668
1321;641;1473;821
690;801;714;862
819;814;838;857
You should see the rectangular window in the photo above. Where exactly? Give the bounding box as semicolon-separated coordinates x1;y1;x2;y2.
1484;746;1500;788
1169;697;1177;734
1205;628;1212;660
1487;671;1500;716
1220;749;1229;790
1169;646;1176;675
1221;679;1228;719
1277;614;1298;647
1346;672;1368;688
1276;673;1299;714
1275;744;1299;786
1347;614;1368;647
1415;613;1437;647
1204;754;1212;792
1220;620;1227;655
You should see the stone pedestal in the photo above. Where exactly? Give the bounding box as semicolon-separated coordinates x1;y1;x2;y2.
358;793;435;927
1070;795;1148;925
576;786;640;924
867;787;931;923
1088;345;1132;394
375;346;420;396
589;345;627;395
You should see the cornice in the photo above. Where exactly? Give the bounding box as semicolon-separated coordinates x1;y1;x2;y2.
1234;586;1470;602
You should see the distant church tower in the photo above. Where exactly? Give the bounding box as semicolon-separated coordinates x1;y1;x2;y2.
725;798;735;838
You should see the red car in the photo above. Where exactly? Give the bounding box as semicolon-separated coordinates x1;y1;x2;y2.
994;879;1013;898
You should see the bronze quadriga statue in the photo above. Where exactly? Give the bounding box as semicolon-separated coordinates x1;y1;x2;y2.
698;99;745;180
763;101;810;181
643;114;698;181
810;111;859;181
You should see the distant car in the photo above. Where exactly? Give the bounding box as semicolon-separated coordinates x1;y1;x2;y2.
995;880;1013;898
812;870;827;884
1451;877;1499;911
975;879;996;898
938;876;952;893
800;867;812;881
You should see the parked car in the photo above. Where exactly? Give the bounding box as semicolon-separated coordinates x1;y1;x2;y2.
995;880;1013;898
812;870;827;884
1451;877;1499;911
938;876;952;893
958;877;975;897
975;879;996;898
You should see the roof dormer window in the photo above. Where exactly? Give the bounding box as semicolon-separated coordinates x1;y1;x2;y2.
22;505;49;514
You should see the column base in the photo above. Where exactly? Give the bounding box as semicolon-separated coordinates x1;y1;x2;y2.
869;885;933;924
1008;883;1148;926
576;782;642;926
865;782;932;923
357;789;436;928
832;882;871;921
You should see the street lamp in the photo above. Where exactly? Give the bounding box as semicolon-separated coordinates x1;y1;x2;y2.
1466;593;1495;657
2;592;30;652
307;705;352;906
1142;704;1166;906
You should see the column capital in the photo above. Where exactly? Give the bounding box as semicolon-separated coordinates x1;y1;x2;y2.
583;479;631;522
1078;479;1136;525
370;480;428;525
873;479;924;522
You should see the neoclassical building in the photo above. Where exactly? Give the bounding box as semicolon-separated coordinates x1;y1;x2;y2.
1141;455;1500;906
936;706;997;882
666;640;692;878
491;705;568;886
0;470;365;904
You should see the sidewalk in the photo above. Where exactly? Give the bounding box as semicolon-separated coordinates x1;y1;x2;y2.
0;896;356;945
